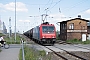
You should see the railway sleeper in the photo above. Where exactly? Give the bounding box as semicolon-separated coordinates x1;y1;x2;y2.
58;52;83;60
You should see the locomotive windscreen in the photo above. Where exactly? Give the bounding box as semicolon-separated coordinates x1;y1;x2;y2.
42;26;54;33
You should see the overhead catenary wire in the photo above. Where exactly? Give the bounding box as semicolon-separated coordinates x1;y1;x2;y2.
63;0;86;12
40;0;62;14
29;0;90;22
40;0;62;21
60;0;89;17
22;0;89;17
39;0;61;21
40;0;89;18
41;0;88;16
42;0;52;9
38;0;53;23
69;7;90;17
49;0;62;11
40;0;53;14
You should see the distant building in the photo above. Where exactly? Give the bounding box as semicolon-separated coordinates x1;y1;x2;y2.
59;17;90;41
2;22;7;34
0;20;7;34
0;20;2;33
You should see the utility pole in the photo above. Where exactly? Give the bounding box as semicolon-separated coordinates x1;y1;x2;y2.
9;17;11;38
9;17;12;43
15;0;16;42
0;15;1;30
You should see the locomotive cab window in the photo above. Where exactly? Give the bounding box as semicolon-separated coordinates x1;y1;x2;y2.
42;26;54;33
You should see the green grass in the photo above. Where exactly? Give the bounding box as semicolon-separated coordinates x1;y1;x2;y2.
66;38;90;44
0;49;1;52
19;45;46;60
2;33;23;44
81;40;90;44
0;33;6;36
4;36;20;44
19;49;22;60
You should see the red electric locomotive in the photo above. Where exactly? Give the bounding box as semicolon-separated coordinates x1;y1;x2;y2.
33;22;56;45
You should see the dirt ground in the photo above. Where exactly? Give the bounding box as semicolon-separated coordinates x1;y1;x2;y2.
70;51;90;60
41;51;90;60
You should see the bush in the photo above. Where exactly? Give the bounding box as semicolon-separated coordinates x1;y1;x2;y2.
66;38;90;44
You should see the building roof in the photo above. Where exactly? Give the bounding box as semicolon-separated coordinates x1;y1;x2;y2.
58;18;89;23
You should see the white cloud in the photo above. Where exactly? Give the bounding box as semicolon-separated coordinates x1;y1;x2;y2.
85;18;90;20
49;13;70;22
85;9;90;14
4;2;15;11
0;2;28;12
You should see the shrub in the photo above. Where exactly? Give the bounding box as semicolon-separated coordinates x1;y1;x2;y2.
66;38;90;44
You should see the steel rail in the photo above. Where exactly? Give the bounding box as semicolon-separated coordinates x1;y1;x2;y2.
54;46;87;60
45;46;68;60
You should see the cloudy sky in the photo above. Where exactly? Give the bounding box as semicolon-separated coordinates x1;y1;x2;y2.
0;0;90;33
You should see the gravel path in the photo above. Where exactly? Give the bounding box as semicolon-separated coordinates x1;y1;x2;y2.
0;44;21;60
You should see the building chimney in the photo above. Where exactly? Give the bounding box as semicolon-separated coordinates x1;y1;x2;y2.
78;15;81;18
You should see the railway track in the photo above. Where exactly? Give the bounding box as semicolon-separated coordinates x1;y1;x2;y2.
56;40;72;44
45;46;87;60
23;36;90;60
73;45;90;50
55;40;90;60
56;40;90;51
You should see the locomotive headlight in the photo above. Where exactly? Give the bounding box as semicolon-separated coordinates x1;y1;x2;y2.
43;36;45;38
52;36;55;38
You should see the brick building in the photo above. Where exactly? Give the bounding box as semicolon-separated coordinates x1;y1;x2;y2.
59;17;89;41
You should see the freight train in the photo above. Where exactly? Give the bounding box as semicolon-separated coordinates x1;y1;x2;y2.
24;22;56;45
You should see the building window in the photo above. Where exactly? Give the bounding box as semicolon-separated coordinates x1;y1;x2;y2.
69;23;74;29
63;24;64;29
65;24;66;29
82;26;85;29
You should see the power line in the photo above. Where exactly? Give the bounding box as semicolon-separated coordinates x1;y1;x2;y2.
59;0;89;17
40;0;62;14
69;7;90;17
38;0;62;23
63;0;87;12
29;0;89;21
40;0;53;14
45;0;53;11
49;0;62;10
46;0;62;16
42;0;51;9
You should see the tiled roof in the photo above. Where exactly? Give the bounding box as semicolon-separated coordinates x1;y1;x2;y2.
58;18;89;23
